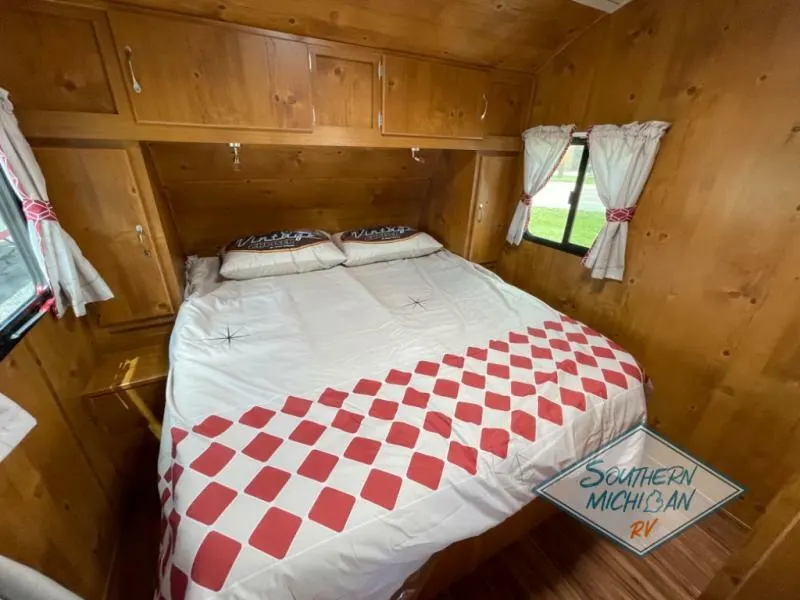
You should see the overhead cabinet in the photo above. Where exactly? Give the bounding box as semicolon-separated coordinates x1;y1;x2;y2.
108;11;314;131
310;45;381;129
0;2;128;117
485;71;534;137
0;4;524;150
381;55;490;139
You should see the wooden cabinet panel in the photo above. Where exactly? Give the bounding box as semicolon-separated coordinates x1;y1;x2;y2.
149;144;440;255
382;55;489;139
148;143;444;182
485;72;534;137
85;381;163;497
423;152;480;256
469;154;519;264
167;178;431;256
0;340;117;599
312;46;379;129
33;146;175;327
108;11;313;131
0;4;117;114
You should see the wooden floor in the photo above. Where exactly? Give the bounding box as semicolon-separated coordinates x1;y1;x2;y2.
437;511;746;600
108;498;746;600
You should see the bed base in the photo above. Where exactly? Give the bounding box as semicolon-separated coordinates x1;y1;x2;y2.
394;498;558;599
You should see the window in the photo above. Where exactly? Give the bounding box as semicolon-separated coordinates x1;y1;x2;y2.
0;170;50;360
524;137;605;256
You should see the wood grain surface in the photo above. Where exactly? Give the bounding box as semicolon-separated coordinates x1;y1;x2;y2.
498;0;800;526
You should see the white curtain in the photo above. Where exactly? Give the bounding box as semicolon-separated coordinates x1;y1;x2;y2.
506;125;575;245
0;89;112;317
581;121;669;280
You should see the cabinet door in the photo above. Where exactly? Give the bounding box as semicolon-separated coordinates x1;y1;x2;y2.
469;155;519;264
85;382;163;500
0;3;123;115
33;146;175;327
108;11;313;131
382;55;488;139
311;45;380;129
485;71;534;137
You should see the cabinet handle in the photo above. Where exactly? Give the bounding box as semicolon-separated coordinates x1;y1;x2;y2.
124;46;142;94
477;202;486;223
135;224;151;256
480;94;488;121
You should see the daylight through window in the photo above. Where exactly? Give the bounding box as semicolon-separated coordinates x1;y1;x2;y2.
525;137;605;255
0;169;48;356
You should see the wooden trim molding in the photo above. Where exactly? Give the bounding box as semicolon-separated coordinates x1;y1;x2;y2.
17;111;522;151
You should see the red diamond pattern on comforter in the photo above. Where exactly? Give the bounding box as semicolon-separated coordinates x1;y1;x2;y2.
156;312;643;599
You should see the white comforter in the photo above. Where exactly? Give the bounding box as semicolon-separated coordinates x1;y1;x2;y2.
158;251;646;600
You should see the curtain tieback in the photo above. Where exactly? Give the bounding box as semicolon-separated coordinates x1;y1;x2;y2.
522;192;533;206
606;206;637;222
22;198;58;223
0;153;58;223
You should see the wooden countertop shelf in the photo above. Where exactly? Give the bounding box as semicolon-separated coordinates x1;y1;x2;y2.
85;343;169;397
84;343;169;440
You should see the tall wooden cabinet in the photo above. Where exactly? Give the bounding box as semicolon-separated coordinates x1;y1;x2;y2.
108;11;314;131
468;155;519;264
424;152;519;265
33;144;182;328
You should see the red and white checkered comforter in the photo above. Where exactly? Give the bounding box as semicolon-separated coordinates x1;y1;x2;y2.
158;251;646;600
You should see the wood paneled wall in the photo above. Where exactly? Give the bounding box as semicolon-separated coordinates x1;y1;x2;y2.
147;144;445;255
497;0;800;526
106;0;602;71
701;472;800;600
0;316;117;599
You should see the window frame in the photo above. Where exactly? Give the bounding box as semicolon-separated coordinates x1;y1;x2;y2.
0;170;51;361
523;136;596;257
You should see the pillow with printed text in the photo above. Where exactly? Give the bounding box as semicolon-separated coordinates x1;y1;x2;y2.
333;226;442;267
220;229;346;280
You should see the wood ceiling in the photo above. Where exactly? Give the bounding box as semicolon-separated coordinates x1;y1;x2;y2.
109;0;606;72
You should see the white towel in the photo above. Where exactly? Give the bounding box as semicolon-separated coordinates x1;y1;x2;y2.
0;390;35;462
0;556;82;600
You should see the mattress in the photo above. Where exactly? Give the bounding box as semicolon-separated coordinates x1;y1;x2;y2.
158;251;647;600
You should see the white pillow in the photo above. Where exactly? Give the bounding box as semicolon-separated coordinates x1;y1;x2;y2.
184;256;221;298
219;230;345;280
333;226;442;267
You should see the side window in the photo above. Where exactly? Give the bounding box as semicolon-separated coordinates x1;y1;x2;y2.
525;137;604;255
0;170;49;358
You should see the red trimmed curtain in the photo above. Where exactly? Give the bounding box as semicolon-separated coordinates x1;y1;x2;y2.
506;125;575;245
581;121;669;281
0;89;112;317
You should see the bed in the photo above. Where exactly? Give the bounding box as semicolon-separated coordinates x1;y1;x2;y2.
157;250;647;600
